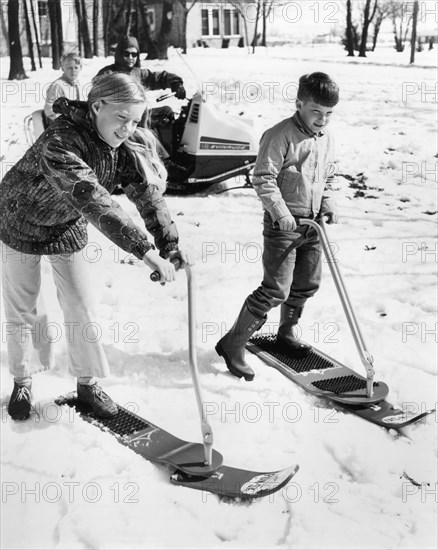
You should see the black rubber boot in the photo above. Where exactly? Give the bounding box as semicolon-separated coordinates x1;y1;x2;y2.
215;303;266;381
77;382;118;417
8;381;32;421
277;304;312;359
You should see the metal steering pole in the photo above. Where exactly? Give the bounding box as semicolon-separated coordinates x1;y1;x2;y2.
150;265;213;466
300;217;375;397
185;265;213;466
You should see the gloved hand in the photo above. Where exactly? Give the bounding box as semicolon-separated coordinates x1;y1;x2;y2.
322;211;339;224
167;249;193;270
171;82;186;100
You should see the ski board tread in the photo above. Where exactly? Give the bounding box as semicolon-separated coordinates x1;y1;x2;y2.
55;393;299;500
247;334;434;428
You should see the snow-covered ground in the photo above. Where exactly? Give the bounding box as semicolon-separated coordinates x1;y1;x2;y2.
1;44;437;549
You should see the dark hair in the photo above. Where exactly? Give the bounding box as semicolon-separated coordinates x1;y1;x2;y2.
297;72;339;107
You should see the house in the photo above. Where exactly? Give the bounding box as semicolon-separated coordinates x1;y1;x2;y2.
185;1;255;48
0;0;256;61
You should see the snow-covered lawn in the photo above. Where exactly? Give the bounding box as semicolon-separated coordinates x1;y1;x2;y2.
1;45;437;549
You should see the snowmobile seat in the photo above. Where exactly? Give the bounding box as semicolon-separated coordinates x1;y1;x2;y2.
24;109;49;146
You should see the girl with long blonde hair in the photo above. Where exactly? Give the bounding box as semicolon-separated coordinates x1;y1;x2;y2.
0;72;191;421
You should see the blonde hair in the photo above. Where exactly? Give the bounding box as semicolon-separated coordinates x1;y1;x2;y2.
61;52;82;66
88;73;167;192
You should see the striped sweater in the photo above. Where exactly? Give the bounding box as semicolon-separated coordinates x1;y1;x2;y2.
0;98;178;258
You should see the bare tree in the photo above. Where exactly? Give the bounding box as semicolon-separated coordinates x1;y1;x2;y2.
1;0;9;43
371;1;390;51
344;0;355;56
93;0;99;56
124;0;133;36
388;0;412;52
260;0;275;47
230;1;250;53
176;1;198;54
48;0;63;69
409;0;419;63
7;0;27;80
358;0;378;57
29;0;42;67
79;0;93;58
147;0;174;60
251;0;261;52
23;0;36;70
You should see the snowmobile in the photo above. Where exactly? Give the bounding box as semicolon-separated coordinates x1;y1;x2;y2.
158;90;258;193
23;91;259;195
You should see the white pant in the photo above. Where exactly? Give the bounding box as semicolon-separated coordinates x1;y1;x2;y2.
1;244;109;380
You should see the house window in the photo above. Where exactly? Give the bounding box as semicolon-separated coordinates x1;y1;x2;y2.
37;0;48;17
224;7;240;36
201;7;220;37
146;8;155;32
212;9;219;35
201;9;209;35
233;9;240;35
224;9;232;36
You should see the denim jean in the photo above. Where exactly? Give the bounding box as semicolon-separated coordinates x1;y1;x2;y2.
1;244;109;380
246;212;322;319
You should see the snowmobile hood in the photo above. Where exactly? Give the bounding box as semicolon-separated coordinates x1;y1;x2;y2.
114;35;141;71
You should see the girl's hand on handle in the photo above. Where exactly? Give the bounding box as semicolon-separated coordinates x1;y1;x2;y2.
143;249;176;283
167;249;194;270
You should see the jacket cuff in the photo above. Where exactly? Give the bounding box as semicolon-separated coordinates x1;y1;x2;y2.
268;201;291;222
160;242;179;258
132;239;155;260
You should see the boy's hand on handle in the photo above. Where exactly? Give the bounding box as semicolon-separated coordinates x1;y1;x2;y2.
143;249;176;283
167;250;194;270
276;214;296;231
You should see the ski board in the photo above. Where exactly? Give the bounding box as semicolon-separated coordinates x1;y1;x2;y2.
247;334;434;428
55;392;299;500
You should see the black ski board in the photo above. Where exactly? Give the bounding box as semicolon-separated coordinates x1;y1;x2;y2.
247;334;434;429
55;392;299;500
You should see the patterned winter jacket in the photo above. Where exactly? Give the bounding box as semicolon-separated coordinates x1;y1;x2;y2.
0;98;179;258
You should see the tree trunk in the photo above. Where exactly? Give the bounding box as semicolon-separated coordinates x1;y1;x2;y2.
359;0;377;57
103;0;114;57
409;0;419;64
135;0;141;44
74;0;82;56
371;15;383;51
1;0;9;43
7;0;27;80
55;0;63;62
23;0;36;71
345;0;355;56
177;1;198;54
124;0;133;36
251;0;261;53
48;0;63;69
93;0;99;56
29;0;42;67
79;0;93;58
147;0;174;60
261;0;267;47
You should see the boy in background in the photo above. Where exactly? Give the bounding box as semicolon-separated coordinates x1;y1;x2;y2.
44;52;83;122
